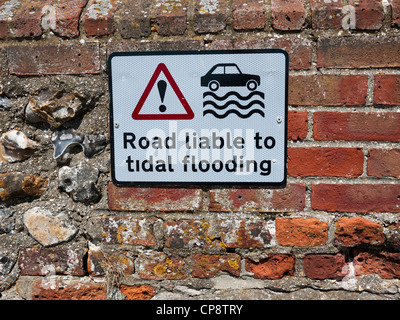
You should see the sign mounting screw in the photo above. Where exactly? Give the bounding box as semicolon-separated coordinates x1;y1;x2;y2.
277;117;282;123
115;123;119;128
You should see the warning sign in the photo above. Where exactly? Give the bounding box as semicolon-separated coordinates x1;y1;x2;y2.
108;50;288;185
132;63;194;120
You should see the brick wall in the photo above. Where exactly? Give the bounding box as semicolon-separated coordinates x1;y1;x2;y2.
1;0;400;301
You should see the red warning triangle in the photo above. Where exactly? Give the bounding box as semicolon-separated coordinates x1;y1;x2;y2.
132;63;194;120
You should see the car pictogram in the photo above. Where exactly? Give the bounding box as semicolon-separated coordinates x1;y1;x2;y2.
201;63;261;91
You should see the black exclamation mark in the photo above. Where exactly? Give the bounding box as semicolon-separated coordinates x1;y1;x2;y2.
158;80;167;112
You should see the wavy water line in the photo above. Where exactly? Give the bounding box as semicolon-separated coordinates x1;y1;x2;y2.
203;91;265;101
203;109;265;118
203;100;265;110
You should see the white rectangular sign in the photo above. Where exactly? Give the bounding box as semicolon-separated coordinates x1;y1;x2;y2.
108;49;288;185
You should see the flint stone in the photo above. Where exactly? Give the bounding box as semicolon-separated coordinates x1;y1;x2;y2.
25;89;86;128
23;207;77;247
0;172;47;203
58;163;100;203
0;130;39;162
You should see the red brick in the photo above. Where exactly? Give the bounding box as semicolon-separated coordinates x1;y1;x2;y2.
107;40;204;56
7;43;100;75
311;184;400;213
288;111;308;141
374;74;400;105
114;0;151;38
209;183;305;212
193;0;226;33
303;254;347;280
19;247;86;276
191;254;241;278
335;217;385;247
232;0;265;30
234;37;312;70
84;0;120;36
317;36;400;69
155;0;187;35
136;251;187;280
334;217;385;247
102;216;160;246
349;0;384;30
276;217;328;247
246;254;295;279
108;183;202;211
52;0;88;37
32;278;106;300
288;147;364;177
392;0;400;26
271;0;305;30
310;0;343;29
313;112;400;142
367;149;400;178
289;75;368;106
164;219;216;249
219;218;274;248
12;0;52;38
0;0;22;39
120;285;156;300
353;250;400;279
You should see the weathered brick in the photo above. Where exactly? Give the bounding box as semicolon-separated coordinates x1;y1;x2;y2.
0;172;47;203
317;36;400;69
209;183;305;212
310;0;343;29
12;0;52;38
353;250;400;279
154;0;187;35
84;0;120;36
191;254;241;278
334;217;385;247
107;40;204;56
374;74;400;105
387;222;400;248
288;111;308;141
219;218;274;248
392;0;400;26
0;0;22;38
108;183;202;211
102;216;160;246
349;0;384;30
87;246;135;276
312;184;400;213
193;0;226;33
367;149;400;178
313;112;400;142
114;0;151;38
120;285;156;300
276;217;328;247
164;220;213;249
232;0;265;30
136;251;187;280
246;254;295;279
234;37;312;70
271;0;305;30
32;277;106;300
288;147;364;177
289;75;368;106
7;43;100;75
19;247;86;276
303;254;347;280
52;0;88;37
